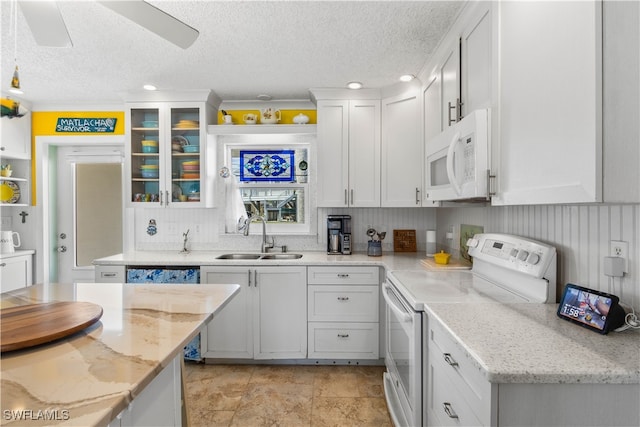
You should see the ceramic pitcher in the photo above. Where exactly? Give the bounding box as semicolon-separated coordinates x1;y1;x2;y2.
0;231;20;253
260;108;281;124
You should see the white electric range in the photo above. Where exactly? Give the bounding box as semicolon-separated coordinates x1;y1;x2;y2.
382;233;557;427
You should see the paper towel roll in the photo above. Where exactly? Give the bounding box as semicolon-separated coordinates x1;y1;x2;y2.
426;230;436;256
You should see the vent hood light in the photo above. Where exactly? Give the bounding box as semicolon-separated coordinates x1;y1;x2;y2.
347;81;363;90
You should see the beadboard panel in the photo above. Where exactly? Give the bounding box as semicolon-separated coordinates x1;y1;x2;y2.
437;204;639;309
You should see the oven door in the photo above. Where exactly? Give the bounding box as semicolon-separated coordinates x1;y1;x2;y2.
383;279;422;427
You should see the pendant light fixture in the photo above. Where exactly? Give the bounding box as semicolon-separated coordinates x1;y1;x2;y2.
8;0;23;95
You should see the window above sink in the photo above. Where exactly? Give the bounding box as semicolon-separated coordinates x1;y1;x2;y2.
219;133;314;235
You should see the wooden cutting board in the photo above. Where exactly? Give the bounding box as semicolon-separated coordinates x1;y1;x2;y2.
1;301;103;353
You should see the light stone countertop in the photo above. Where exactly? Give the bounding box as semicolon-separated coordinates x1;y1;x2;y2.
92;250;431;271
0;282;240;427
94;250;640;385
426;301;640;384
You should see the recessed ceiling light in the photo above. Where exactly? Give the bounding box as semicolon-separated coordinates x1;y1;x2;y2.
257;94;272;101
399;74;415;82
143;84;157;91
347;81;363;90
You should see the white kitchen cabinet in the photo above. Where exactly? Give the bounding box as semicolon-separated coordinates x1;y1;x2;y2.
202;266;307;360
460;3;493;116
490;1;603;205
315;99;380;207
421;2;492;138
0;97;31;159
0;251;33;293
125;96;216;208
381;90;423;207
307;266;379;360
427;314;639;427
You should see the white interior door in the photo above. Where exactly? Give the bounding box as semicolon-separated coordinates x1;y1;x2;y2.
55;146;123;283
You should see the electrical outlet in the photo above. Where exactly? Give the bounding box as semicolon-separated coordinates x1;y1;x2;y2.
609;240;629;273
0;216;11;227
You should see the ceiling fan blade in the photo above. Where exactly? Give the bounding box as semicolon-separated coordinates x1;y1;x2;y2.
19;1;73;47
97;1;199;49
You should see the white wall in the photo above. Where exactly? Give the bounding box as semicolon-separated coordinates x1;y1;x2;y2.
436;204;640;310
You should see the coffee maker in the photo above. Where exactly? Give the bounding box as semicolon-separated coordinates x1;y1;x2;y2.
327;215;351;255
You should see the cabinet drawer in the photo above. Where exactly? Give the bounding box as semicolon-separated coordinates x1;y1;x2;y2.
428;359;484;427
308;322;379;359
95;265;126;283
429;319;492;424
307;266;379;285
308;285;378;322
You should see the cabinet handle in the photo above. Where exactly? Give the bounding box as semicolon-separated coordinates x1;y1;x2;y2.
350;189;354;205
0;263;6;267
165;190;170;206
487;169;496;197
337;334;349;338
415;187;420;205
159;191;163;206
254;270;258;287
337;273;349;278
443;353;458;367
344;189;348;205
443;402;459;419
102;273;117;277
337;296;349;301
248;270;252;287
448;101;456;126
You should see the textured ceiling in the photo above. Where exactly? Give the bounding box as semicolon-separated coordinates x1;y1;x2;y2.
0;0;463;106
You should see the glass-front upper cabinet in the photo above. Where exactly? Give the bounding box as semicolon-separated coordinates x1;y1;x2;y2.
126;99;215;208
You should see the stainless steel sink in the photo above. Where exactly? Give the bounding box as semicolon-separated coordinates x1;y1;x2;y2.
216;253;262;260
215;253;303;260
259;253;303;260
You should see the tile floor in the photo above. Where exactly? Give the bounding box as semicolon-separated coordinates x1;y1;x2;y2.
183;363;392;427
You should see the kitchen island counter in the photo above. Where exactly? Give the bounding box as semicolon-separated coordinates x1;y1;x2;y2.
0;282;239;427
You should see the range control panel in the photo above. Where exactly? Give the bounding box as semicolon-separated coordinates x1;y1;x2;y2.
467;233;556;278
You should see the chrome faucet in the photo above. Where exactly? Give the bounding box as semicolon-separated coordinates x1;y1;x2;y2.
181;229;190;253
243;215;274;253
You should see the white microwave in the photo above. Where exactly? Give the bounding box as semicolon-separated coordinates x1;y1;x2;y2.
425;108;492;202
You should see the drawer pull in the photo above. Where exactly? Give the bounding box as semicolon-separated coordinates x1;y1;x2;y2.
337;296;349;301
337;273;350;278
443;402;459;419
0;263;6;267
102;273;117;277
337;334;350;338
443;353;458;367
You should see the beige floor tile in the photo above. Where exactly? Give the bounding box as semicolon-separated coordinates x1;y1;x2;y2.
249;364;317;385
187;408;234;427
183;363;391;427
311;397;392;427
231;383;313;427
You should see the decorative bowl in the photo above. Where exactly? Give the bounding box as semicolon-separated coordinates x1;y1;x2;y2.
182;145;199;153
140;170;159;178
433;250;451;265
141;121;158;128
142;146;158;153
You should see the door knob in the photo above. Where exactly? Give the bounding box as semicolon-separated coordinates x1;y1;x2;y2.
58;246;67;253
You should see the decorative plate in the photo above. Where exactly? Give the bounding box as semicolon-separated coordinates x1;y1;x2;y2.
0;181;20;204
